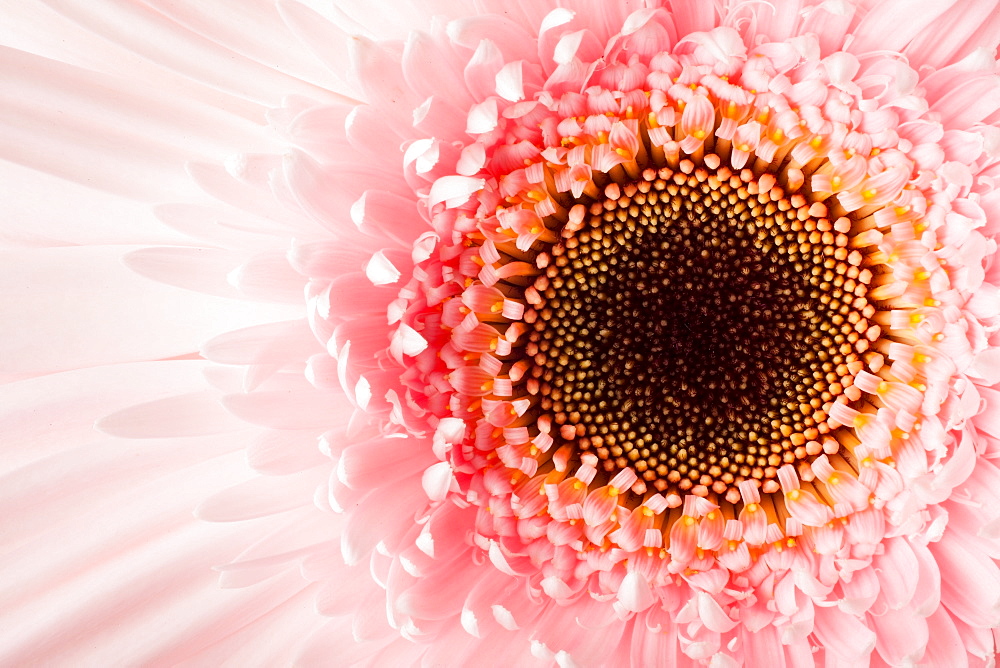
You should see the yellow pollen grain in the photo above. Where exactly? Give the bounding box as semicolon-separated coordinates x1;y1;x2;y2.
642;507;655;517
810;137;823;149
862;189;878;200
909;314;924;325
877;381;890;394
683;516;696;526
608;486;619;497
829;474;840;485
787;489;801;501
693;130;706;139
746;503;758;513
914;269;929;281
573;480;585;490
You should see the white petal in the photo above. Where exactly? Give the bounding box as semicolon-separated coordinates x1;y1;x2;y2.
428;175;485;208
422;461;456;501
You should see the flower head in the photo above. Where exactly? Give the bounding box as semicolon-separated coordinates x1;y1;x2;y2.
4;0;1000;665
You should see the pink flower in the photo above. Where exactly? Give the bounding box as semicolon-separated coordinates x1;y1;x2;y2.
3;0;1000;665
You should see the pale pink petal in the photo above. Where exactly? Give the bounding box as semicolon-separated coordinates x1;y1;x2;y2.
97;391;248;438
847;0;958;57
0;247;295;376
813;607;875;662
196;469;324;522
871;606;928;664
930;536;1000;628
37;0;339;105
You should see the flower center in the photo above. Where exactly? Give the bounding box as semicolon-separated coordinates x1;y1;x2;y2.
523;163;875;502
406;73;926;564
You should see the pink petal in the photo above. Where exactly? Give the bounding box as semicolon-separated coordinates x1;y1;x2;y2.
922;607;970;667
813;607;875;662
929;536;1000;627
847;0;958;56
870;606;928;665
871;537;919;610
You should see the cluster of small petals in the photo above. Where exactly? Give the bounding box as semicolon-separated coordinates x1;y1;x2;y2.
268;2;1000;665
368;4;1000;635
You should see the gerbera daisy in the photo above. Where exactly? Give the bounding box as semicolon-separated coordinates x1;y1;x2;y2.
3;0;1000;665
